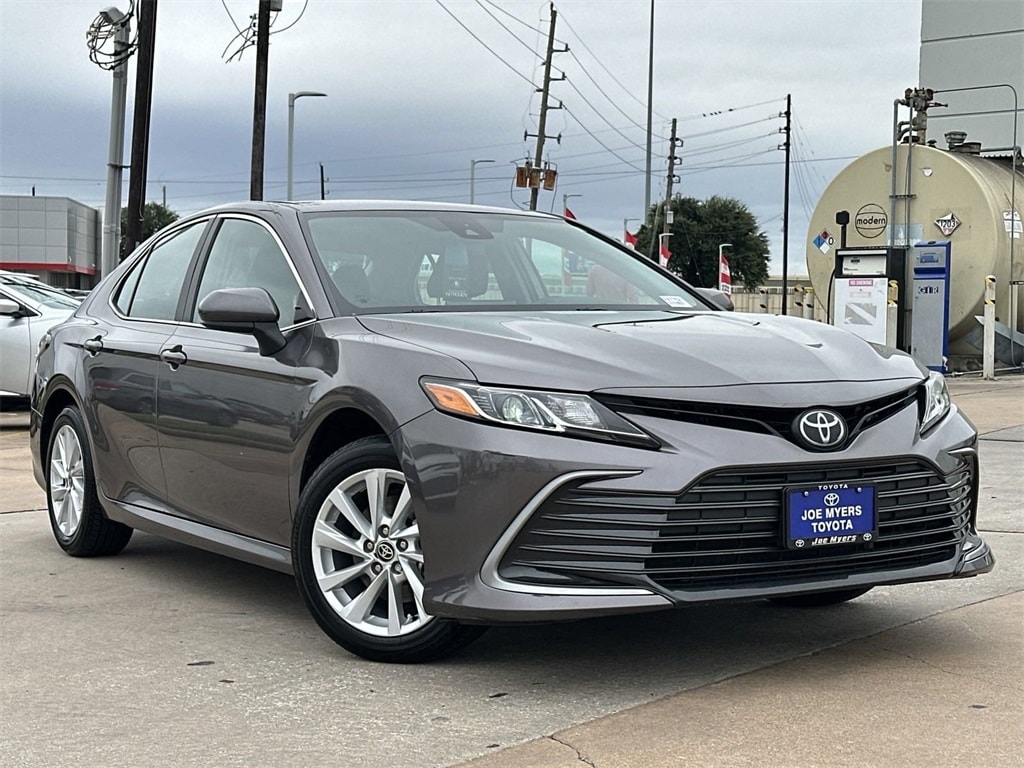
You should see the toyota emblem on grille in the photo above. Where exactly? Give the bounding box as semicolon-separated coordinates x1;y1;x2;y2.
794;408;847;450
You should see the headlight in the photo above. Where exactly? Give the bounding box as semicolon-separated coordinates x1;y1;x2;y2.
920;371;951;433
421;378;659;448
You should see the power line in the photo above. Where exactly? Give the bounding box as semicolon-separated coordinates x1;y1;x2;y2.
681;132;778;159
565;49;652;135
557;7;668;122
219;0;241;34
563;78;648;152
473;0;540;58
433;0;535;87
270;0;309;34
678;96;787;122
563;105;646;172
684;114;779;140
479;0;545;36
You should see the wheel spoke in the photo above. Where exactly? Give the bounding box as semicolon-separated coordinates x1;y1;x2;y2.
327;487;372;540
317;561;369;594
56;493;70;533
400;558;426;617
365;470;388;532
386;572;402;636
66;493;81;533
389;484;413;532
339;569;387;625
393;521;419;541
312;519;366;558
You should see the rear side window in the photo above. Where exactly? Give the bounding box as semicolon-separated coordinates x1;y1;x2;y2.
114;223;205;320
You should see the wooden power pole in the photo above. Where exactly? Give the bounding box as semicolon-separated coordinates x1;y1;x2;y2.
527;3;565;211
781;93;792;314
123;0;158;258
250;0;272;201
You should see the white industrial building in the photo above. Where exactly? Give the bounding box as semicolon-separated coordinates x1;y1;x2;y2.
0;195;101;289
919;0;1023;151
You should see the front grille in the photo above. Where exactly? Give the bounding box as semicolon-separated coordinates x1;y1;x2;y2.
498;457;973;593
595;386;919;451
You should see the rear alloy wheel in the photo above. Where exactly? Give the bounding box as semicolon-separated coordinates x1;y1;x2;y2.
292;436;485;663
46;406;132;556
768;587;873;607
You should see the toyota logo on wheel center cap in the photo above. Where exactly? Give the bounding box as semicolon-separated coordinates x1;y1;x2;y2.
794;408;847;450
375;542;396;561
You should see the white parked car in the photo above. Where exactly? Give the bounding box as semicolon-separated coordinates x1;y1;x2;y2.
0;282;78;397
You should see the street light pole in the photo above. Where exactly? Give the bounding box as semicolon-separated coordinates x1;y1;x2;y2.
469;159;495;204
287;91;327;200
101;9;130;275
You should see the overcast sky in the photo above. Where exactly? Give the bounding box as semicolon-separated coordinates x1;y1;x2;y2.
0;0;925;273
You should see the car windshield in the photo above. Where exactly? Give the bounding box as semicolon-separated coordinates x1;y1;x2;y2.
302;211;706;313
0;281;80;309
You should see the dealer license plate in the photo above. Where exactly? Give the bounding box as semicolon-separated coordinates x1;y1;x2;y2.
786;483;876;550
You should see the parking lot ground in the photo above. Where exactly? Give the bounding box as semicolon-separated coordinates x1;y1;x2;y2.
461;591;1024;768
1;375;1021;768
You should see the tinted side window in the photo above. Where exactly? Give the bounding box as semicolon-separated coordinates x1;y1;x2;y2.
193;219;302;325
115;223;205;320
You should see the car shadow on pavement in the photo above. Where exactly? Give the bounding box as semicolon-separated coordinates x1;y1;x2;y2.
81;530;985;683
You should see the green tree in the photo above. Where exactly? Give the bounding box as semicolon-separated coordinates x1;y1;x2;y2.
119;202;179;258
636;194;770;290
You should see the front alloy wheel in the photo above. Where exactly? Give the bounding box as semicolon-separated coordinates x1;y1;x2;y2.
312;466;429;638
292;436;485;662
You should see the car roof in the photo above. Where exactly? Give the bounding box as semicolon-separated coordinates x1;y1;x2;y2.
190;200;563;219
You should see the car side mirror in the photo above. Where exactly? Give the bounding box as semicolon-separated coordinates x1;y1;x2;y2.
695;287;734;311
198;287;287;356
0;298;26;317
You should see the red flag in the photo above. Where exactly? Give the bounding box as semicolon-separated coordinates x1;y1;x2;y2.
719;254;733;294
624;230;637;249
564;207;577;220
659;242;671;268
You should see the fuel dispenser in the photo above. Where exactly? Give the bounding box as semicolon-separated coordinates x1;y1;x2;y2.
832;248;891;345
910;240;952;371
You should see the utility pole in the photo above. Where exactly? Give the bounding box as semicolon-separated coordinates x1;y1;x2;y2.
319;163;327;200
123;0;158;258
527;3;566;211
661;117;681;256
250;0;272;201
648;117;680;264
780;93;792;314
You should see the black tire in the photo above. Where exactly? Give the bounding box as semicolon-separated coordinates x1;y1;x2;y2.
292;435;486;663
46;406;133;557
768;587;873;608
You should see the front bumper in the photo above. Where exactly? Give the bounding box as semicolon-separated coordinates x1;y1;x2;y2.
397;402;993;624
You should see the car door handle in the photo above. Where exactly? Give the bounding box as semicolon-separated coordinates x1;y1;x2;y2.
159;345;188;369
83;336;104;355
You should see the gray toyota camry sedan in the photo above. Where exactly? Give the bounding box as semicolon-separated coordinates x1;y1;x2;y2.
30;201;994;662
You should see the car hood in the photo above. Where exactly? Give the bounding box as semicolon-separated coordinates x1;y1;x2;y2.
357;311;925;393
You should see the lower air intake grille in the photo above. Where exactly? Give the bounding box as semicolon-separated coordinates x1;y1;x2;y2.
498;457;973;592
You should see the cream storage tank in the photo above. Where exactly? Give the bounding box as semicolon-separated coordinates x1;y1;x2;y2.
805;136;1022;357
